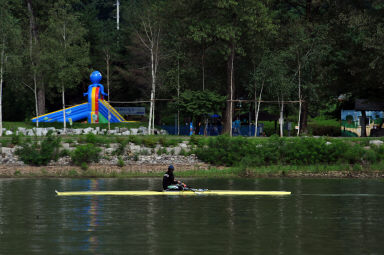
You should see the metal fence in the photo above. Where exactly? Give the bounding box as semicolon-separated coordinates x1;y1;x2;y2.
161;125;264;136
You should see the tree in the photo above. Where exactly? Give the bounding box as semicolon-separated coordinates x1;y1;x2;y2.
175;89;225;134
125;1;161;135
0;0;22;135
40;0;89;132
183;0;275;135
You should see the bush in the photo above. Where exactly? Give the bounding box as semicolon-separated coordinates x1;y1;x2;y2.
15;131;61;166
195;135;381;167
11;133;22;146
78;133;109;146
117;156;125;167
71;144;101;166
159;136;182;147
114;138;128;156
142;136;157;148
308;124;341;136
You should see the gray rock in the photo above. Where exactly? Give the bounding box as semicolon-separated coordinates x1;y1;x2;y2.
104;148;115;155
2;147;15;154
73;129;82;135
173;147;181;155
5;130;13;136
325;142;332;145
110;143;119;149
370;140;383;146
179;143;188;148
130;128;138;135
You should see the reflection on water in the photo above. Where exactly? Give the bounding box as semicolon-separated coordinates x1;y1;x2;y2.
84;179;101;253
0;178;384;254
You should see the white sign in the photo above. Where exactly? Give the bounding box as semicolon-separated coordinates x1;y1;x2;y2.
115;107;145;115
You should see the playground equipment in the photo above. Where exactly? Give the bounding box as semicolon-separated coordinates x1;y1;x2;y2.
32;71;127;124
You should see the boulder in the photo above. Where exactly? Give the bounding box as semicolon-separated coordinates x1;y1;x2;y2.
370;140;384;146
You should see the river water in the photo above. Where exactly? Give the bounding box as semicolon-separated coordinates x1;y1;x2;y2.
0;177;383;254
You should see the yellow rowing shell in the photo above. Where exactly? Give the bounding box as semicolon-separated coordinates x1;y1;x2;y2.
55;190;291;196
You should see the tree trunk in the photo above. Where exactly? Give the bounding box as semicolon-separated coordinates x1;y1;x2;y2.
202;47;205;91
37;86;45;115
297;60;302;136
0;43;4;137
33;73;39;127
301;101;308;133
254;80;264;137
105;50;111;131
279;97;284;137
361;110;367;137
223;42;235;135
62;85;66;133
27;0;44;121
177;58;180;135
306;0;312;20
148;46;155;135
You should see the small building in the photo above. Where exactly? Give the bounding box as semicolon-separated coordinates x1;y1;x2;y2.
341;99;384;137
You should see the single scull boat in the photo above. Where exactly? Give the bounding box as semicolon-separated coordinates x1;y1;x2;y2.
55;190;291;196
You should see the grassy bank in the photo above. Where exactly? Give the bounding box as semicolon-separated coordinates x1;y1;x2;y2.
4;163;384;178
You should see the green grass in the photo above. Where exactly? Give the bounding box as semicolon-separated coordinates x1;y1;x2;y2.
3;163;384;178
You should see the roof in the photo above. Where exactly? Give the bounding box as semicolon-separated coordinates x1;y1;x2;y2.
355;99;384;111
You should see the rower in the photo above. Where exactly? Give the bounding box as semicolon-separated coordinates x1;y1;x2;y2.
162;165;187;191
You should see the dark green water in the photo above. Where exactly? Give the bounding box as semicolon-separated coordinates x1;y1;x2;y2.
0;178;384;255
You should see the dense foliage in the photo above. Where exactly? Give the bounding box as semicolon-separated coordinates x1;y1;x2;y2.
15;132;61;165
70;143;101;166
0;0;383;131
194;135;384;167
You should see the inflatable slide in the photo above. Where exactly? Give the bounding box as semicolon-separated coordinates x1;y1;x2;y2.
32;71;128;123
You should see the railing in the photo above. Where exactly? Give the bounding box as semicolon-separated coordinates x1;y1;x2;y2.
161;125;263;136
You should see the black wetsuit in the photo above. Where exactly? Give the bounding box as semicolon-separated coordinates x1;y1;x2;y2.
162;171;178;190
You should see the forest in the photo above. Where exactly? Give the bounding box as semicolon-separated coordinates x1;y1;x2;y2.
0;0;383;135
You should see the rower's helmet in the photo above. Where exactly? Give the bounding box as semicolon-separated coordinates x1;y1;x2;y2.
168;165;174;171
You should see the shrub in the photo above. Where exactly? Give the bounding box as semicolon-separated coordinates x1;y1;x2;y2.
189;135;204;145
71;144;101;166
194;135;377;167
114;138;128;155
308;124;341;136
159;136;182;147
11;133;22;146
128;135;143;145
80;162;88;171
15;131;61;166
117;156;125;167
142;136;157;148
59;149;70;157
78;133;109;146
